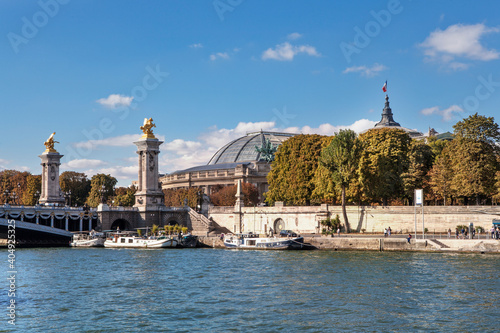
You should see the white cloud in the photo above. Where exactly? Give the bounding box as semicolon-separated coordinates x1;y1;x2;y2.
210;52;230;61
85;165;139;181
343;63;388;77
189;43;203;48
420;23;500;69
61;159;107;170
158;119;377;173
420;105;464;121
73;134;166;151
287;32;303;40
96;94;134;109
261;42;320;61
0;159;11;170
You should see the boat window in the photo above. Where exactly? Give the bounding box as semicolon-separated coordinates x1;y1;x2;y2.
247;240;256;246
129;239;133;243
121;238;125;243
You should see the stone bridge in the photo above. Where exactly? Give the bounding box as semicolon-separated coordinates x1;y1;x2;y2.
0;204;98;246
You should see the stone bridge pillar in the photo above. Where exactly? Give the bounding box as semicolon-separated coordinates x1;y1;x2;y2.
39;142;65;205
133;118;165;227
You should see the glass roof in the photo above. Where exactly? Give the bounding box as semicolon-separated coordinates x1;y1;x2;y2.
207;131;295;165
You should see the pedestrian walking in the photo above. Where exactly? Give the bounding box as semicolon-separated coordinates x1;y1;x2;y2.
407;234;412;244
388;227;391;237
448;228;451;239
384;228;387;237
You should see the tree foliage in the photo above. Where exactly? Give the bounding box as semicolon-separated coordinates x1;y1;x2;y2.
0;170;31;205
401;140;434;204
59;171;91;206
23;174;42;206
210;182;260;206
266;134;332;205
358;128;411;205
164;187;203;209
453;113;500;146
114;185;137;206
86;174;118;207
319;129;361;232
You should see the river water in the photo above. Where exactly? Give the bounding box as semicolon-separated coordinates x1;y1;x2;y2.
2;248;500;332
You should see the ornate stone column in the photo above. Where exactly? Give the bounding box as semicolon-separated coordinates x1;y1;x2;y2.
39;132;65;205
134;118;164;210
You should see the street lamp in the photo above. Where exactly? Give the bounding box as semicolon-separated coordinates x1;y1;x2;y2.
3;189;10;204
34;190;40;205
10;191;18;205
100;184;106;204
64;190;72;207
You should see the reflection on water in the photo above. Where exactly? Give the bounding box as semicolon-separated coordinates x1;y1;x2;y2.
4;249;500;332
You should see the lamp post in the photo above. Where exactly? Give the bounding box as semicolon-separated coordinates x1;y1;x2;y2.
3;189;10;204
100;184;106;204
34;190;40;205
11;191;18;205
64;190;72;207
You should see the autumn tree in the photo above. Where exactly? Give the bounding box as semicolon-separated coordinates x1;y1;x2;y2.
164;187;203;209
23;174;42;206
86;174;118;207
59;171;91;206
266;134;331;206
210;182;259;206
319;129;361;232
358;128;411;205
0;170;31;205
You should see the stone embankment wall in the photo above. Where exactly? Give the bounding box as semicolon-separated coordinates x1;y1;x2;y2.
209;205;500;235
197;236;500;253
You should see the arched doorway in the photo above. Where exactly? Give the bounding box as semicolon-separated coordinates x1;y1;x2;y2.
110;219;131;231
273;218;285;234
167;220;179;226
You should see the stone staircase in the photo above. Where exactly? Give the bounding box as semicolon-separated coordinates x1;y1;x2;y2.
429;239;450;249
187;208;214;236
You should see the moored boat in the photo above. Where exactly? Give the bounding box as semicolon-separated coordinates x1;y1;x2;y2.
104;233;178;248
223;233;314;250
70;231;106;247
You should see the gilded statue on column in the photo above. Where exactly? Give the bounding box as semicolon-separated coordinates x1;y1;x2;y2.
44;132;59;153
140;118;157;139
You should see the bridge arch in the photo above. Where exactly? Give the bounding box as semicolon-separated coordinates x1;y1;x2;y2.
110;218;132;231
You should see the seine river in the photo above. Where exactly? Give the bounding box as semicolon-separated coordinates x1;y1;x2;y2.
3;248;500;332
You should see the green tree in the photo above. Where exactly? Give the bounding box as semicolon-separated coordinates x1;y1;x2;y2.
449;138;498;205
447;114;500;205
358;128;411;205
453;113;500;146
319;129;361;232
59;171;91;206
23;174;42;206
266;134;331;206
114;185;137;206
86;174;117;207
429;145;454;205
401;140;434;205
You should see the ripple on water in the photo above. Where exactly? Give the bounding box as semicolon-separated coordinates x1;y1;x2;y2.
7;248;500;332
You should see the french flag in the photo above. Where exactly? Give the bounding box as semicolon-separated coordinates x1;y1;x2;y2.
382;81;387;92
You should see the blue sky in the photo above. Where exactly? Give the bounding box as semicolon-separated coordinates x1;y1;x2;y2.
1;0;500;186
